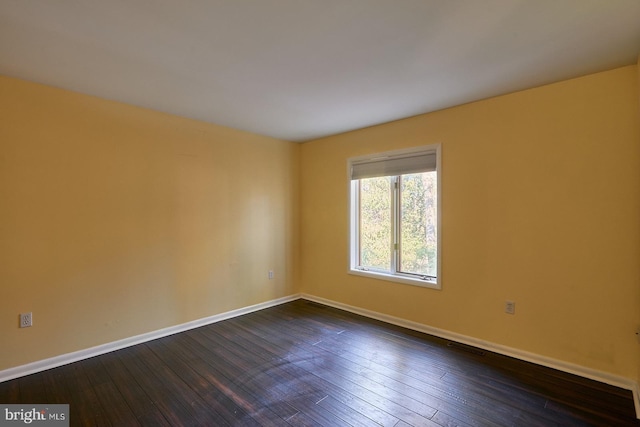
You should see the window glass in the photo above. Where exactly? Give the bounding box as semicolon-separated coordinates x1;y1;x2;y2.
399;172;437;277
358;176;392;271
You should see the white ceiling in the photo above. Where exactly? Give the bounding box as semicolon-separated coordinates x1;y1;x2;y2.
1;1;639;142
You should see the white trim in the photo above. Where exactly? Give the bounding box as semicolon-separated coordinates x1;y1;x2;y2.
301;293;640;419
633;382;640;419
348;269;439;289
347;143;442;290
0;294;301;384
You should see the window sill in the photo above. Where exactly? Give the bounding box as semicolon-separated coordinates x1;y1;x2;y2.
348;269;441;290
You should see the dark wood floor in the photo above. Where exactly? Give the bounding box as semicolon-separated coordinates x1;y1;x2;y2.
1;299;638;426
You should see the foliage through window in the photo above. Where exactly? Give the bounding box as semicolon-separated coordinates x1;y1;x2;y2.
349;145;440;288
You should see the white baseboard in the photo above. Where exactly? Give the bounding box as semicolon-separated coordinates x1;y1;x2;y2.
633;382;640;419
301;293;640;419
0;294;301;384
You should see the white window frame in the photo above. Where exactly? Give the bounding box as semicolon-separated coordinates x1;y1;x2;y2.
348;144;441;289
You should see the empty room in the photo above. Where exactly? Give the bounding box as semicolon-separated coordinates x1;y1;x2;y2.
1;1;640;426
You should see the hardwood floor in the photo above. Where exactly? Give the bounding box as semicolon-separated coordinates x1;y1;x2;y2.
1;299;638;426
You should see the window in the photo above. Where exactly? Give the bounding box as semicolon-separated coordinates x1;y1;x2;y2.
349;145;441;289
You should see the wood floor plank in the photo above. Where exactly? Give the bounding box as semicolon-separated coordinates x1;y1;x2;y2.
116;344;228;426
145;337;272;426
81;356;140;427
168;331;303;423
58;363;111;426
316;394;407;427
250;310;528;426
0;299;638;426
217;323;398;426
214;318;401;427
0;378;19;403
193;326;331;406
99;352;171;426
234;313;444;426
42;368;73;405
17;372;48;403
236;311;479;424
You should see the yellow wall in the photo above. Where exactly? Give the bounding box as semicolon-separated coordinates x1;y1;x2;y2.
300;65;640;379
0;76;300;371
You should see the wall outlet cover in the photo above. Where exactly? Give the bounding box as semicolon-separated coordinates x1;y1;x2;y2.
20;312;33;328
505;301;515;315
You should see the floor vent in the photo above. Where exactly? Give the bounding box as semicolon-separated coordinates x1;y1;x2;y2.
447;342;485;356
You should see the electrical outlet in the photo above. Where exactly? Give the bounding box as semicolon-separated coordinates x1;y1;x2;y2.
20;312;32;328
268;270;274;280
505;301;515;315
